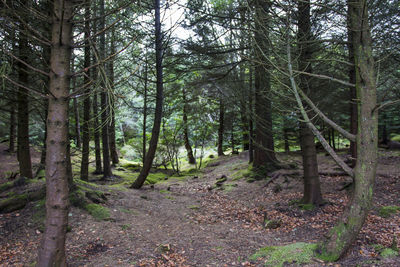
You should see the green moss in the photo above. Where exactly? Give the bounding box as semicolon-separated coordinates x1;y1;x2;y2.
250;243;317;267
145;172;168;185
0;181;13;193
69;189;87;208
188;205;200;210
378;205;400;218
159;189;170;194
380;248;399;258
36;169;45;179
85;203;110;220
299;203;315;211
121;224;131;230
223;183;238;192
316;222;348;262
232;168;252;181
391;134;400;142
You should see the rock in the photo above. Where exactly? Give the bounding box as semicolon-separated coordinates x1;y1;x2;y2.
192;176;198;179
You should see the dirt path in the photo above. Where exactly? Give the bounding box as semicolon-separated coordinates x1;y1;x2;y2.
1;149;400;266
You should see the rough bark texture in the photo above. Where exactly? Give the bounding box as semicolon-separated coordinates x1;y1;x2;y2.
92;5;102;174
99;0;112;179
253;0;278;170
297;0;323;205
80;0;91;181
183;88;196;164
348;5;358;166
317;0;378;261
248;66;254;163
131;0;163;189
217;96;225;156
108;28;119;166
37;0;73;265
17;0;32;179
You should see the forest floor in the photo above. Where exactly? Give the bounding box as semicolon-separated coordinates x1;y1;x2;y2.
1;142;400;266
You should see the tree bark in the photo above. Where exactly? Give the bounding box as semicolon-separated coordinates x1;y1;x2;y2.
17;0;32;179
217;95;225;156
108;27;119;166
253;0;278;170
131;0;164;189
317;0;378;260
297;0;323;205
99;0;112;179
80;0;91;181
92;4;102;175
37;0;73;265
182;88;196;164
348;4;358;166
248;65;254;163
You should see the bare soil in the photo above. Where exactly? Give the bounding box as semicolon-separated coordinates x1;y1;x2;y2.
1;143;400;266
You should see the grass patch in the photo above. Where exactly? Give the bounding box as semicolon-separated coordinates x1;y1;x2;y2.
378;205;400;218
0;181;13;193
232;168;253;181
85;203;110;220
188;205;200;210
159;189;170;194
146;172;168;185
299;203;315;211
223;183;238;192
250;242;317;267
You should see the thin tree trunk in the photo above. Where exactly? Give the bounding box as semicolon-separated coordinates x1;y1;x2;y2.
99;0;112;179
142;57;148;164
37;0;73;264
317;0;378;260
283;127;290;153
248;65;254;163
253;0;278;170
218;96;225;156
8;103;15;153
92;3;102;174
182;88;196;164
131;0;164;189
80;0;91;181
73;97;81;148
108;28;119;166
297;0;323;205
16;0;32;179
348;4;358;166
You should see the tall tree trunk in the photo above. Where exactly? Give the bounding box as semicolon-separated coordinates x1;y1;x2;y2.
80;0;91;181
131;0;164;189
8;103;15;153
317;0;378;260
17;0;32;179
231;115;235;154
182;88;196;164
297;0;323;205
92;3;102;174
108;28;119;166
142;56;148;164
93;92;102;174
217;96;225;156
99;0;112;179
348;4;358;166
37;0;73;264
253;0;278;170
248;65;254;163
283;127;290;153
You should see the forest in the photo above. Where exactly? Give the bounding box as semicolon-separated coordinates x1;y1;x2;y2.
0;0;400;266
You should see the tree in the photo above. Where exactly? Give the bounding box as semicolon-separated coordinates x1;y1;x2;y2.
16;0;33;179
131;0;164;189
37;0;74;264
316;0;378;260
252;0;278;171
297;0;323;205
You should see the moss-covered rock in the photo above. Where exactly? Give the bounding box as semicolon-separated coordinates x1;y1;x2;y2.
250;242;317;267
